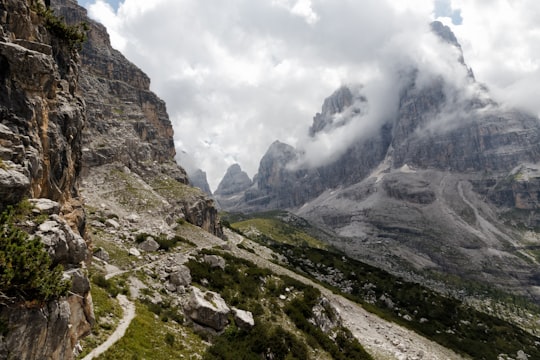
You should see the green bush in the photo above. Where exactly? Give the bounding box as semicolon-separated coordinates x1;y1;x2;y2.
0;206;70;303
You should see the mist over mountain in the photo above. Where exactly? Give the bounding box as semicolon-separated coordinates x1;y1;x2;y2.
215;22;540;302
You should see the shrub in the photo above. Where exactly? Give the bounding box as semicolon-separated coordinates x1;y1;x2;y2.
33;2;88;51
0;206;70;303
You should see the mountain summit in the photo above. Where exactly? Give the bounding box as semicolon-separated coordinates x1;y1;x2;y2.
216;22;540;300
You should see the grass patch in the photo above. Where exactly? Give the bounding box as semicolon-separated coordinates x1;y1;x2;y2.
77;279;123;358
94;302;207;359
186;249;372;359
232;217;328;249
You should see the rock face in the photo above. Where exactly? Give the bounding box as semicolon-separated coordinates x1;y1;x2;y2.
52;0;223;238
0;1;92;358
188;168;212;195
218;22;540;300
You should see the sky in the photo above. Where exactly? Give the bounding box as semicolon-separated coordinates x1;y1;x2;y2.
77;0;540;191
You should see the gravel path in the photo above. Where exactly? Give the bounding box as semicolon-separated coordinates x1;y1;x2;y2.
82;294;136;360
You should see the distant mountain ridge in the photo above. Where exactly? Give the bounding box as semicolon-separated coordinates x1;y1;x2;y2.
215;22;540;301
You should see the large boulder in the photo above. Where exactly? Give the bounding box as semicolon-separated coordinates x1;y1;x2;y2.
184;287;230;331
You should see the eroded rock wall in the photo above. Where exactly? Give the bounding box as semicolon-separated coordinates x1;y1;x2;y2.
0;0;92;359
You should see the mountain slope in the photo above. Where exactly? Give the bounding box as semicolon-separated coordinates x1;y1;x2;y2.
216;22;540;302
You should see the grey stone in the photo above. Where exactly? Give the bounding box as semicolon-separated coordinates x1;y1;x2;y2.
93;247;110;262
129;247;141;257
203;255;226;270
232;307;254;330
105;219;120;229
29;198;60;215
138;237;160;252
184;287;230;331
169;265;191;287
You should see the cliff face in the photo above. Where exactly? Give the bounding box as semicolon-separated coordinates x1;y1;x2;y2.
53;0;222;238
0;0;92;358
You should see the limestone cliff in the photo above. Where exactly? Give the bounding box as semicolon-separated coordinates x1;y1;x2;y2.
0;0;92;358
53;0;222;238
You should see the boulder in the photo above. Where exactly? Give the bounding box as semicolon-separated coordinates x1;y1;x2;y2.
36;215;88;266
184;287;230;331
169;265;192;287
29;198;60;215
203;255;226;270
138;237;160;252
232;307;254;330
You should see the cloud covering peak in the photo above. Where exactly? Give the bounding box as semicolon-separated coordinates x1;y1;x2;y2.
80;0;540;190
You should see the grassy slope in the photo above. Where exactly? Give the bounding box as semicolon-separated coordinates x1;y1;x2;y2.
227;211;540;360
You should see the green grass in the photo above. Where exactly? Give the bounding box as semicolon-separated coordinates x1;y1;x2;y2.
91;235;136;270
269;242;540;360
95;302;207;359
186;249;373;360
150;176;203;200
77;280;123;358
232;218;328;249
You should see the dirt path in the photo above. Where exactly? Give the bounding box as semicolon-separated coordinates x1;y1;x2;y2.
82;294;136;360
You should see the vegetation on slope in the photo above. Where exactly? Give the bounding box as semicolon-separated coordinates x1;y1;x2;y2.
0;204;70;304
227;211;540;360
187;249;372;360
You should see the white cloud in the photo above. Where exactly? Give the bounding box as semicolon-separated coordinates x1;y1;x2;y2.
80;0;540;191
451;0;540;115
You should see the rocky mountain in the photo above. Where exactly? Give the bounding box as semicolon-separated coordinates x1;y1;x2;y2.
52;0;222;238
0;0;92;358
0;0;222;358
216;22;540;302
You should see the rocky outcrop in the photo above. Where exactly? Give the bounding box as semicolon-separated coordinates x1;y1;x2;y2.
0;1;92;357
53;0;223;238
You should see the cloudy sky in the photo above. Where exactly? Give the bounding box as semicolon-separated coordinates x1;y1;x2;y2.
77;0;540;191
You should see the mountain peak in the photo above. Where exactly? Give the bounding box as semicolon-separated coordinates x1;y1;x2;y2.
214;163;252;196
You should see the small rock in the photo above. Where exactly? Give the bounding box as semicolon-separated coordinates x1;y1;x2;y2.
105;219;120;229
29;198;60;215
129;247;141;257
279;295;286;300
93;247;110;262
203;255;226;270
126;214;140;223
232;307;254;330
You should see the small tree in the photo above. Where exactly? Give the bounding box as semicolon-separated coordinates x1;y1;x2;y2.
0;206;70;304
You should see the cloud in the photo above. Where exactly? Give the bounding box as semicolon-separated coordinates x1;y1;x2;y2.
451;0;540;116
80;0;540;191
